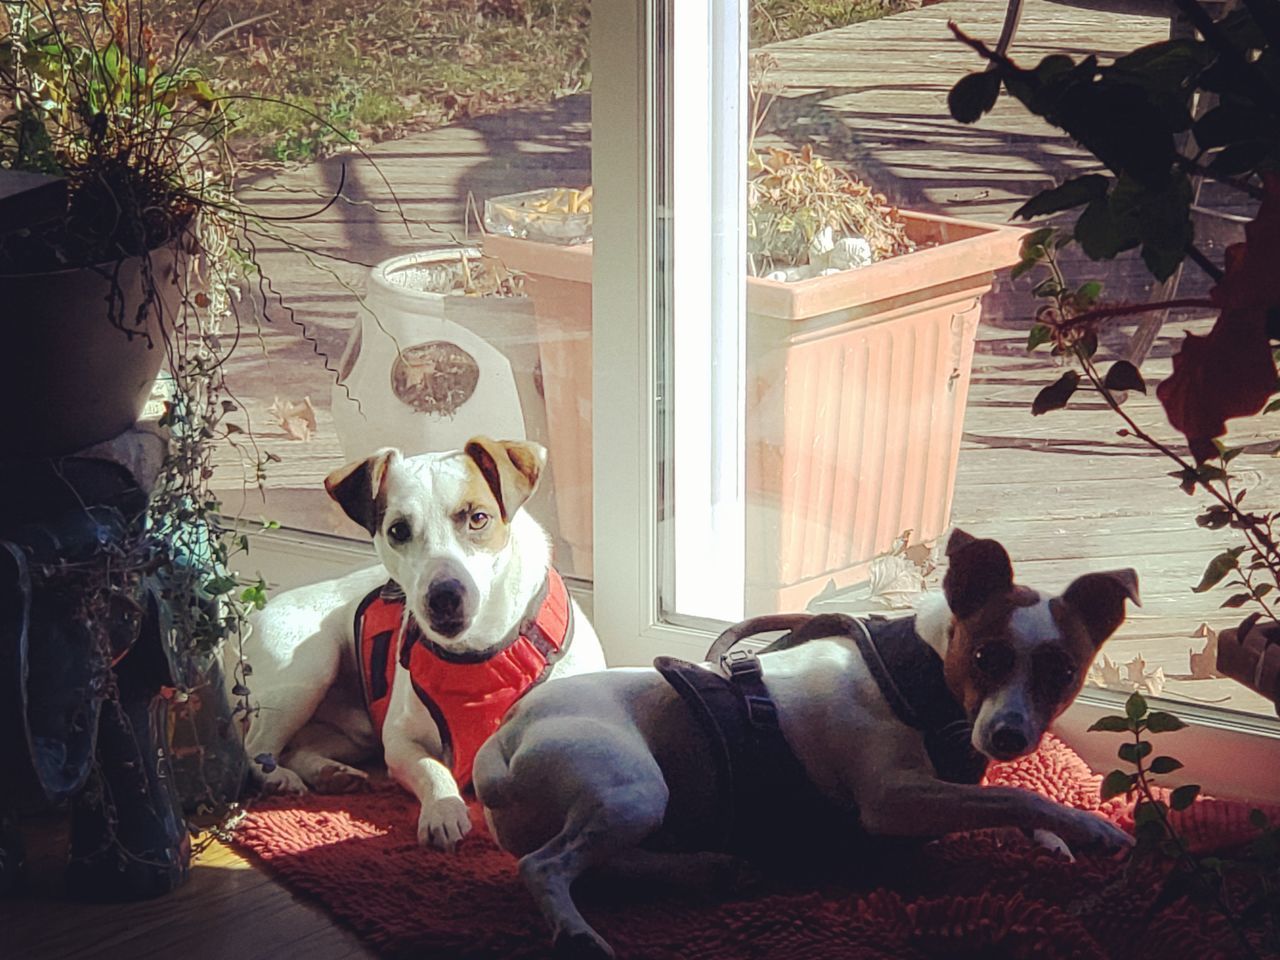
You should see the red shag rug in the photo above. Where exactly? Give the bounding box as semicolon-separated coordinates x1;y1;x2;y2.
232;735;1273;960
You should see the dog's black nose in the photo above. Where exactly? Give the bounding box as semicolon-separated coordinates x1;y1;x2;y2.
991;723;1029;758
427;578;467;636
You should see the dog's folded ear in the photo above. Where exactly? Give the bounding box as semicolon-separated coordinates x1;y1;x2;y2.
1060;569;1141;647
325;448;399;535
465;438;547;522
943;528;1014;620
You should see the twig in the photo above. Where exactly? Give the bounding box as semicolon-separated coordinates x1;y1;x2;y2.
203;12;276;48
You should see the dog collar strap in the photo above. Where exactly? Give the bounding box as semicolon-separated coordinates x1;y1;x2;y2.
850;615;988;785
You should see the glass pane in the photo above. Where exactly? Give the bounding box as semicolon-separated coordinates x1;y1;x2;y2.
208;3;593;580
658;1;1279;721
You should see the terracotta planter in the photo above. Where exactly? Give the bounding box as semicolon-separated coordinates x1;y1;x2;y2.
1217;616;1280;716
0;247;177;458
484;212;1023;606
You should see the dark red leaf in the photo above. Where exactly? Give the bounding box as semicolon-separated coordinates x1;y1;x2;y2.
1104;360;1146;393
1032;371;1080;415
1157;174;1280;461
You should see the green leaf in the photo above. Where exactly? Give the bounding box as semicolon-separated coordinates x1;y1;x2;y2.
949;70;1002;124
1250;809;1270;830
1222;593;1254;608
1032;371;1080;415
1075;280;1103;307
1170;784;1201;811
1101;769;1137;801
1010;258;1039;281
1148;756;1183;775
1075;197;1139;260
1119;741;1153;763
1020;227;1056;256
1027;324;1053;351
1134;797;1168;825
1170;466;1200;495
1192;547;1247;593
1146;711;1187;733
1125;691;1149;721
1103;360;1146;394
1195;506;1231;529
1013;174;1109;220
1031;277;1065;298
1088;715;1132;733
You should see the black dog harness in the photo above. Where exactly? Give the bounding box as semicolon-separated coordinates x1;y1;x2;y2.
654;612;988;859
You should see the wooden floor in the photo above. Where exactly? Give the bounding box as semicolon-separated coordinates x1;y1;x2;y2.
0;818;375;960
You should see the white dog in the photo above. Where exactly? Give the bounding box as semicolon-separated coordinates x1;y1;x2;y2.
475;530;1138;957
230;437;605;850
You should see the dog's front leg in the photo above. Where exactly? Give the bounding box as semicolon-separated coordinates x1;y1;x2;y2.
382;682;470;851
859;777;1133;855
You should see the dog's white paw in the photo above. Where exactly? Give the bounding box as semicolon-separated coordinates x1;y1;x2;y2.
1031;828;1075;862
418;795;472;851
553;928;615;959
1056;810;1134;854
259;765;308;795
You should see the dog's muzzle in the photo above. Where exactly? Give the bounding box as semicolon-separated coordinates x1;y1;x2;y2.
426;577;470;637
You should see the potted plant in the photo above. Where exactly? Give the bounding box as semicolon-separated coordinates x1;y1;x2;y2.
947;0;1280;713
0;0;292;897
482;63;1024;606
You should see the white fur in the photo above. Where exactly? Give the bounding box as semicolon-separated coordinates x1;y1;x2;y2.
476;575;1134;958
229;445;605;851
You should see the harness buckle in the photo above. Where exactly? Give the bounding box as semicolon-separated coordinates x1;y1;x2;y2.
720;650;779;729
721;648;760;679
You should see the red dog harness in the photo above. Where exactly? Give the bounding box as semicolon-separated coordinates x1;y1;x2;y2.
353;570;573;788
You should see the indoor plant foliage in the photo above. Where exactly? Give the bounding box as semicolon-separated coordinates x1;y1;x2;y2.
1;0;280;827
947;0;1280;705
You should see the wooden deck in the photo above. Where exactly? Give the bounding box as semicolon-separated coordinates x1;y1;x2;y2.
211;0;1276;717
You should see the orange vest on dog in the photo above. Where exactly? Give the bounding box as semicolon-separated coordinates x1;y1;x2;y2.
353;571;572;788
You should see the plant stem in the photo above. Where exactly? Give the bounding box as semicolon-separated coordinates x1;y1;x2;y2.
1073;347;1280;575
1059;297;1216;331
1131;728;1262;960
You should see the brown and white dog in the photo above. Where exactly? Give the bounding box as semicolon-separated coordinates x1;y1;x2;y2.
229;438;605;850
473;529;1139;957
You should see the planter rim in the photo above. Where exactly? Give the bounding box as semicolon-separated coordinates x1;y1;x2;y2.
482;211;1026;320
371;246;513;303
0;238;185;280
482;234;593;285
747;211;1027;321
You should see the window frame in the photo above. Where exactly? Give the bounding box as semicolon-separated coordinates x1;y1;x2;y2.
240;0;1280;804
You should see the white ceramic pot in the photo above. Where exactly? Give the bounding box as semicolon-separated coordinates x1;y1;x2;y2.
331;249;540;461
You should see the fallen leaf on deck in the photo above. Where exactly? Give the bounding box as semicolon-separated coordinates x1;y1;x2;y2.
270;396;318;441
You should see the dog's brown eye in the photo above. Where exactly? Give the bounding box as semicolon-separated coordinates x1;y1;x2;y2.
388;519;412;544
1033;651;1076;698
973;643;1014;679
469;511;491;530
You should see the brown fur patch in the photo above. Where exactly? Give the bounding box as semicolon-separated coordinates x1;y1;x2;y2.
461;459;511;552
943;594;1020;718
